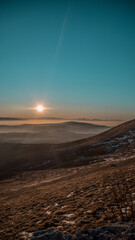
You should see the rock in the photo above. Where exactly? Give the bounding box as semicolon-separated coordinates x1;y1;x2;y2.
29;228;67;240
76;230;93;240
76;223;135;240
64;233;73;240
28;223;135;240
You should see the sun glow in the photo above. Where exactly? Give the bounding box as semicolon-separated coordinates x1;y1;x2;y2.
36;105;44;112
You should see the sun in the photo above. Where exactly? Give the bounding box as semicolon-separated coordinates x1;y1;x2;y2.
36;105;44;112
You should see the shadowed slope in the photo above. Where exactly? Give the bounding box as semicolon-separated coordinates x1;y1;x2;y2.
0;119;134;178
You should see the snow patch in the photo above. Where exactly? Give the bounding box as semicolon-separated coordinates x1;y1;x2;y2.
62;220;75;225
64;213;74;218
67;192;74;198
46;211;51;215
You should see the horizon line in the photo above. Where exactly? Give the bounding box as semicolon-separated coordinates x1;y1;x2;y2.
0;117;123;122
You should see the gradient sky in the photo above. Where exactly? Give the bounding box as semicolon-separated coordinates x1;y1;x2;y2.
0;0;135;120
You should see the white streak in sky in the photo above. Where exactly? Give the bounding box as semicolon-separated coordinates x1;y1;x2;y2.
50;3;70;81
55;4;70;58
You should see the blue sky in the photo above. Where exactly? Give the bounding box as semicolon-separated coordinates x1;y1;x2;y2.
0;0;135;120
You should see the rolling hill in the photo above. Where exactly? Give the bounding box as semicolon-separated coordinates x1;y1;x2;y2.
0;119;135;178
0;121;109;144
0;120;135;240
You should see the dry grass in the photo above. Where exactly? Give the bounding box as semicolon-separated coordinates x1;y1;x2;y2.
100;173;135;222
0;157;135;239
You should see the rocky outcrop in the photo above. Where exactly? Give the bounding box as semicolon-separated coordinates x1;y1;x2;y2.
29;222;135;240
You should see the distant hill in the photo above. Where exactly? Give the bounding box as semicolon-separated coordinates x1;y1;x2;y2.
0;117;26;121
0;121;109;144
0;119;134;178
62;119;135;147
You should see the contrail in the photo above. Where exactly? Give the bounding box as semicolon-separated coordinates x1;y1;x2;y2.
50;2;70;81
55;3;70;58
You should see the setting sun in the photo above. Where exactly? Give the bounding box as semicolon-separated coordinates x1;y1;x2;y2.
36;105;44;112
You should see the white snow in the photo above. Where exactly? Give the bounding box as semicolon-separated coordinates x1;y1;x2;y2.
21;231;33;239
62;220;75;225
61;205;68;209
64;213;74;218
46;211;51;215
67;192;74;198
91;130;135;151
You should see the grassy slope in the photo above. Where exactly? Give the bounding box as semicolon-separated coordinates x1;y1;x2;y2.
0;119;135;178
0;156;134;239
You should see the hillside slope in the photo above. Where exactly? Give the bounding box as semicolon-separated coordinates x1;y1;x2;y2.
0;119;135;178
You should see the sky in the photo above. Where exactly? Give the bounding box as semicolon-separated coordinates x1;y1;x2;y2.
0;0;135;121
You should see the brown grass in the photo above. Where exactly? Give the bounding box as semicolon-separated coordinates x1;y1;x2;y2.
99;173;135;222
0;157;135;239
